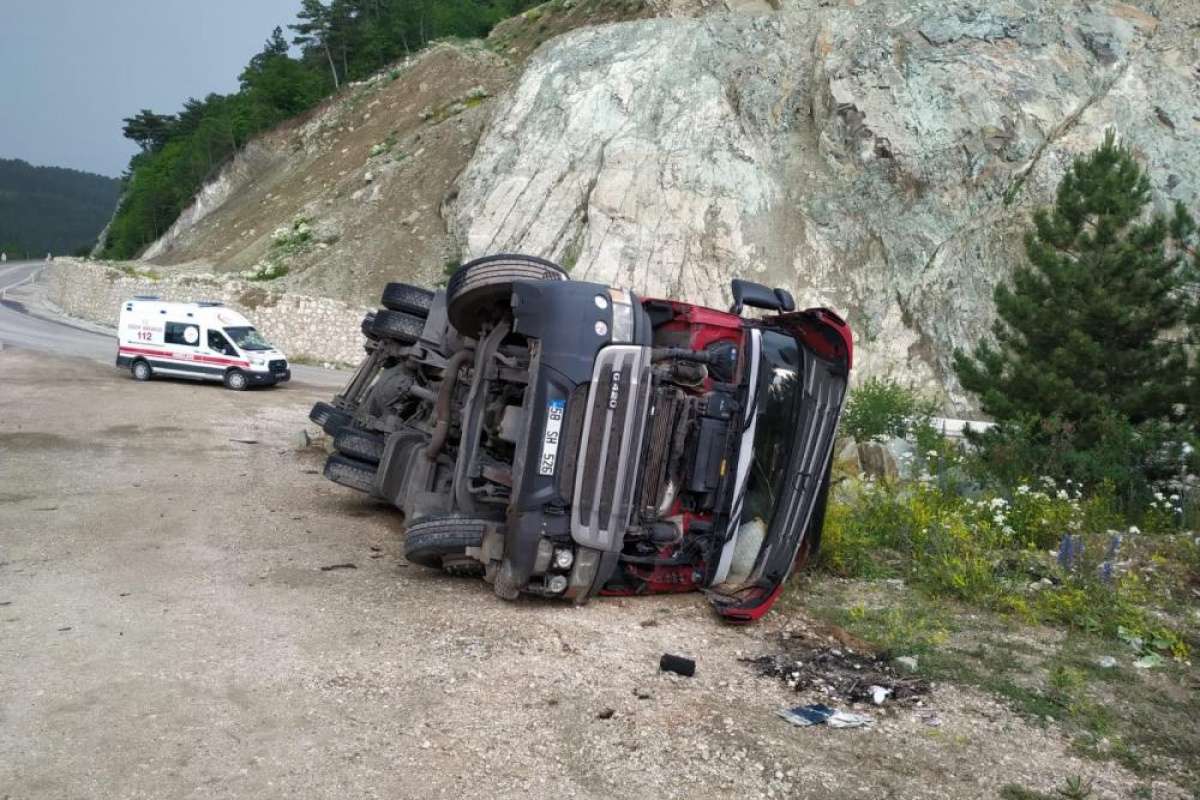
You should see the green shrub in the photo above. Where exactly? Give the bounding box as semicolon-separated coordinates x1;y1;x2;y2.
840;377;938;442
817;480;1189;656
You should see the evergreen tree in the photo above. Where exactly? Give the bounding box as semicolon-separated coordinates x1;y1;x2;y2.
954;131;1199;445
291;0;341;89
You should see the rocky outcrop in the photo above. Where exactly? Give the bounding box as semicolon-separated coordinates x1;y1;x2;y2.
452;0;1199;408
135;0;1199;408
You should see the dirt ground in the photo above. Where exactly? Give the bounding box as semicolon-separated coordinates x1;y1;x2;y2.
0;348;1178;799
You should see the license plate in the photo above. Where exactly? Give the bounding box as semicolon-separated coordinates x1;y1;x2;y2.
538;399;566;476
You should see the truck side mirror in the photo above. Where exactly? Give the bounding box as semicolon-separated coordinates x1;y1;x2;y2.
730;279;793;315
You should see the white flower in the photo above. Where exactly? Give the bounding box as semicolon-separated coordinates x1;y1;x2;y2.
1170;494;1180;502
993;514;1006;525
1128;526;1140;535
1154;492;1165;502
1017;484;1030;495
1056;489;1069;500
926;450;938;458
989;497;1008;509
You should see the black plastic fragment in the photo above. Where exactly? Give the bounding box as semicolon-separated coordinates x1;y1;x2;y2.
660;653;696;677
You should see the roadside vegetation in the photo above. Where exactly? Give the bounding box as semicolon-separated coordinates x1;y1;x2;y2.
795;134;1200;791
103;0;543;260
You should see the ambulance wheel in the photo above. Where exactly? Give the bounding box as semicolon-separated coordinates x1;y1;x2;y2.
131;359;152;382
324;453;377;494
224;369;249;391
381;283;434;317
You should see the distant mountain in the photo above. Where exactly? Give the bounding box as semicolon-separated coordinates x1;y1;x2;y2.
0;158;120;257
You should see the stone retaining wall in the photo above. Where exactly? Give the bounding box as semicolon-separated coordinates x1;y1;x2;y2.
47;259;369;366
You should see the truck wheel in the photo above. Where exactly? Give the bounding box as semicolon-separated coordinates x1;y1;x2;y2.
334;427;385;464
309;401;352;435
381;283;434;317
446;254;568;338
323;453;377;494
403;514;493;574
131;360;152;382
224;369;249;391
370;309;424;344
361;311;379;341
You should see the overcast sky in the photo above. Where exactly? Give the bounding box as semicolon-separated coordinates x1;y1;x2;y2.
0;0;302;177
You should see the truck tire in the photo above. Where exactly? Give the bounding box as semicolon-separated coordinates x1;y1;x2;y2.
131;359;152;382
446;254;568;338
361;311;379;341
370;309;424;344
334;427;385;464
323;453;377;494
381;283;434;316
224;369;249;391
309;401;352;435
403;513;493;574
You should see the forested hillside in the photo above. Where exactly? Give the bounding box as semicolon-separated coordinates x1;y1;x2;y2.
0;159;120;257
102;0;541;259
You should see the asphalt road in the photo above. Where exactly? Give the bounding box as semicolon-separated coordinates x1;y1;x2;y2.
0;260;345;388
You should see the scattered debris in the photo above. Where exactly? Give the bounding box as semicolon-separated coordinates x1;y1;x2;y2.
639;618;659;628
894;655;919;672
320;563;358;572
596;707;616;719
229;438;259;445
57;626;72;632
291;430;311;450
634;687;653;700
744;628;931;705
1134;653;1164;669
660;653;696;677
776;703;872;728
0;601;11;607
1096;655;1118;669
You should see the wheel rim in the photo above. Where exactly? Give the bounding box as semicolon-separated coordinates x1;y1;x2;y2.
135;363;148;379
231;372;246;389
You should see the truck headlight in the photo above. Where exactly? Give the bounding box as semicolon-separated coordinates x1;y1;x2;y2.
546;575;569;594
552;548;574;570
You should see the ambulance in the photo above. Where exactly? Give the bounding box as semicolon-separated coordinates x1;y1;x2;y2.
116;297;290;390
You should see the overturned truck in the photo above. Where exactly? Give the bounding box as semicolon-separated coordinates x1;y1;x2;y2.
310;255;852;621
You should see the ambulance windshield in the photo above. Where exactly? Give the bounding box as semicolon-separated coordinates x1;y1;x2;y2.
224;326;272;351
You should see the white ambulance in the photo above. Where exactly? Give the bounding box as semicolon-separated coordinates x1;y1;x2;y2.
117;297;290;390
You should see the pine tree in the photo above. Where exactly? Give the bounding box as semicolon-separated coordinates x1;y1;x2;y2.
954;131;1199;445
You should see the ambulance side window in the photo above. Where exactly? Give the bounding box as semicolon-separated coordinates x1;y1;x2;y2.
207;330;234;355
165;322;199;347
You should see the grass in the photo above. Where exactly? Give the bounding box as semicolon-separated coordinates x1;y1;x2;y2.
788;574;1200;792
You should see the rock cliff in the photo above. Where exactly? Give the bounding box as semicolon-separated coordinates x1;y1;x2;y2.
137;0;1200;408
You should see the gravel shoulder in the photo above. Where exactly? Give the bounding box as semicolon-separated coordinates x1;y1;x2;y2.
0;348;1177;799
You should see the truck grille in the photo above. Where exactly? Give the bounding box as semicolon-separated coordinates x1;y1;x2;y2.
269;359;288;374
571;346;653;552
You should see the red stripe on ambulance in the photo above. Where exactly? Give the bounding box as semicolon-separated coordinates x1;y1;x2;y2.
119;345;250;368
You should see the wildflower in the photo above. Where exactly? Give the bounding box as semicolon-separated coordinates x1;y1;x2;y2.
1128;526;1140;535
1056;489;1069;500
989;497;1008;509
1154;491;1165;502
1170;494;1180;502
1017;484;1030;495
926;450;938;458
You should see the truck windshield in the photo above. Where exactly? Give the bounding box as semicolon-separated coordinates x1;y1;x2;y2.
741;330;802;526
224;326;273;351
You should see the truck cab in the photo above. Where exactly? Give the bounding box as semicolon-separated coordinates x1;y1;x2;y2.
310;255;851;621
